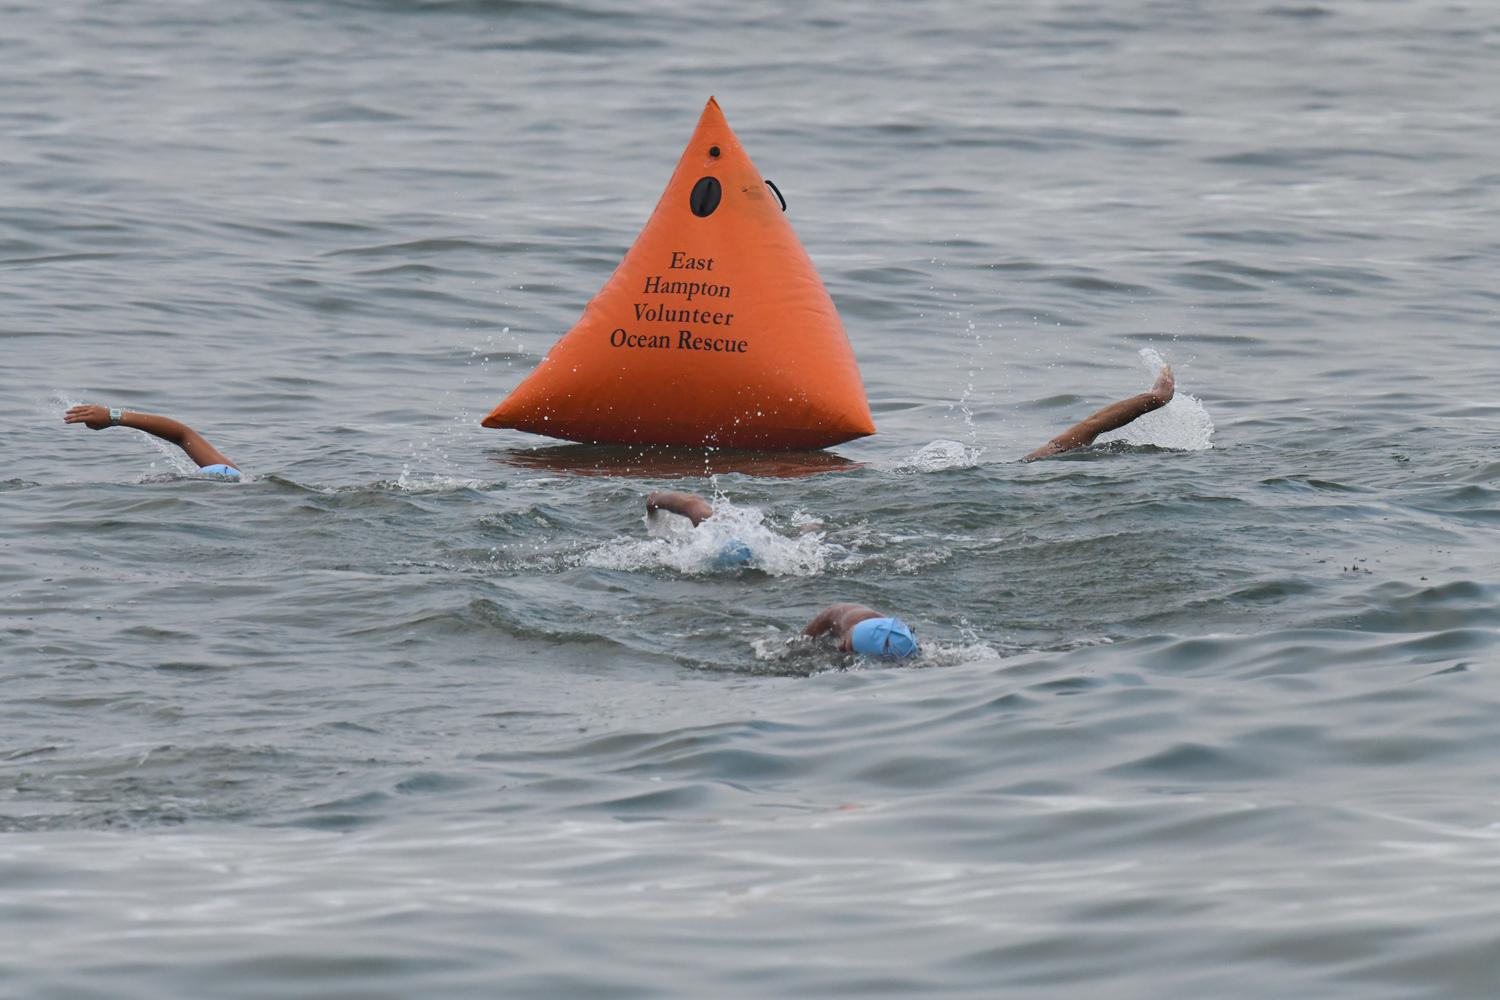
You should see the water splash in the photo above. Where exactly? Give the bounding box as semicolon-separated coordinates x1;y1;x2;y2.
1094;348;1214;451
392;470;487;493
143;441;209;477
893;439;985;473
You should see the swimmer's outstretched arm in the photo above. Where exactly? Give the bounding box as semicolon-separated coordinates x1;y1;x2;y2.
1023;365;1174;461
803;603;881;651
64;405;238;471
646;491;714;526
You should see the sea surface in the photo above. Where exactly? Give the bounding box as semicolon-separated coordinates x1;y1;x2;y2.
4;1;1500;996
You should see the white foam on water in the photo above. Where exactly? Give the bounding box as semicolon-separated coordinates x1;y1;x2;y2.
750;632;822;667
391;472;487;493
891;439;986;473
1094;348;1215;451
752;632;1002;669
914;640;1004;667
582;498;830;577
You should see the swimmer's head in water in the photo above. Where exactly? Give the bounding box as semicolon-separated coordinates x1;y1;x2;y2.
197;463;240;479
850;617;918;659
713;539;753;568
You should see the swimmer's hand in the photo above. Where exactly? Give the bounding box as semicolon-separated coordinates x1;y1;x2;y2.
1023;365;1174;461
63;405;113;430
646;491;715;527
1149;364;1174;402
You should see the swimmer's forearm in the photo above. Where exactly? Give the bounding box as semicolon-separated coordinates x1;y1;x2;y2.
646;491;714;526
117;411;189;446
1083;391;1170;435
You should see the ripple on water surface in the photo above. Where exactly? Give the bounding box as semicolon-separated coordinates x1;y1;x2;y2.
5;0;1500;996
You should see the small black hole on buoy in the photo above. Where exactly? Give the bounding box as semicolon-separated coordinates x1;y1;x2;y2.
708;145;720;157
689;176;722;217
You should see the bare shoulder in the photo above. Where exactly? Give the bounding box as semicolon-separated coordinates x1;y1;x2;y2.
804;603;881;637
804;603;858;635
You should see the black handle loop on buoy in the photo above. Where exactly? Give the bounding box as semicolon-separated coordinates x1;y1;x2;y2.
764;179;786;212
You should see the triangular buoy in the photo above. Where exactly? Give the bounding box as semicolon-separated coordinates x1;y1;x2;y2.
482;97;875;451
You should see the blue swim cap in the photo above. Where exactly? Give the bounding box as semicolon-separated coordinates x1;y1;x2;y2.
713;539;753;568
197;463;240;478
850;617;918;658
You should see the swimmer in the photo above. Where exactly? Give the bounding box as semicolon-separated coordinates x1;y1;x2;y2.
646;490;821;569
646;490;754;567
64;405;240;476
1024;364;1174;461
803;603;918;659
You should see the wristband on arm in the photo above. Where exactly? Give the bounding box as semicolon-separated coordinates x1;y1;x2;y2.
109;408;122;426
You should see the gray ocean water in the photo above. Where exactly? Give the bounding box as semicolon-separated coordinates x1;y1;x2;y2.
4;1;1500;996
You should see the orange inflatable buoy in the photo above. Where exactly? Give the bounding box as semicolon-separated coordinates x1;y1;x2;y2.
482;97;875;451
